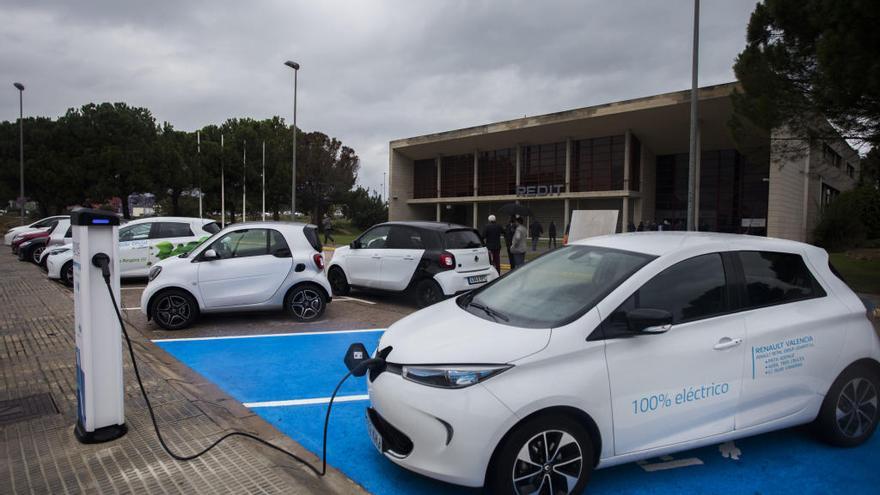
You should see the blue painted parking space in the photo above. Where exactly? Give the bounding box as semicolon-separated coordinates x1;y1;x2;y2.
156;330;880;495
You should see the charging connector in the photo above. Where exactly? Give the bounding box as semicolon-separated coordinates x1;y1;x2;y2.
93;252;384;477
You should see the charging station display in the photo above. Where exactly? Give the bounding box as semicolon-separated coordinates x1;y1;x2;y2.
71;208;127;443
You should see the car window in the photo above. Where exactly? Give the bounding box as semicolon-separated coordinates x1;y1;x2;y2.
64;227;72;238
464;245;654;328
33;218;59;228
386;226;424;249
203;222;221;234
269;229;290;256
357;226;390;249
738;251;825;308
608;254;727;330
444;229;482;249
152;222;194;239
209;229;268;259
119;223;151;241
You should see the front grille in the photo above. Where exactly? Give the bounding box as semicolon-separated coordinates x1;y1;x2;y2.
368;408;413;457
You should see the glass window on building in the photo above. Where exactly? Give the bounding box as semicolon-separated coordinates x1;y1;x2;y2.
629;135;641;192
822;142;842;168
478;148;516;196
571;135;625;192
440;154;474;197
821;183;840;210
522;142;565;188
413;158;437;198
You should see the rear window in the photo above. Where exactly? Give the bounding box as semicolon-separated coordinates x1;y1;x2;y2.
303;226;322;252
739;251;826;308
444;229;482;249
203;222;221;234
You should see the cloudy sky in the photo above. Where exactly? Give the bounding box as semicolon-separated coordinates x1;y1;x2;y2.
1;0;756;194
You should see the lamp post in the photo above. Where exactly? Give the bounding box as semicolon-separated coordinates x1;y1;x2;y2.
686;0;700;231
242;139;247;222
13;82;25;225
284;60;300;221
197;130;202;219
221;133;225;228
262;140;266;221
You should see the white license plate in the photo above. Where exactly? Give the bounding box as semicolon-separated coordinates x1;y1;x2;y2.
366;411;383;453
467;275;488;285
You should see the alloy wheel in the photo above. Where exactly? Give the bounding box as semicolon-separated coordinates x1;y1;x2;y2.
63;263;74;285
32;246;44;264
512;430;583;495
155;295;192;328
836;377;878;438
289;288;323;320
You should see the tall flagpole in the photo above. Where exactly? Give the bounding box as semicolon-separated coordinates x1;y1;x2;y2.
221;134;226;228
242;140;247;222
197;130;202;219
262;140;266;221
687;0;700;231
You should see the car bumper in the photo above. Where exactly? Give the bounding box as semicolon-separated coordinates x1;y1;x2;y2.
433;266;499;296
366;369;514;487
45;256;63;279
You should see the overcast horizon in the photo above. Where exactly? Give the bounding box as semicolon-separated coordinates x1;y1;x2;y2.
1;0;756;195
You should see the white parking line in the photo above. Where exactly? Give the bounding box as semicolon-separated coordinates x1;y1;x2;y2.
334;296;377;305
243;394;370;408
151;328;385;343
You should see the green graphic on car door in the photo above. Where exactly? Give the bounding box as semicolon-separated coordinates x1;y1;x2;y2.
153;236;210;260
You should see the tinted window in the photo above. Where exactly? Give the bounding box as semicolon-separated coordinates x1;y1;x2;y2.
357;226;390;249
269;230;290;256
33;218;59;228
153;222;194;239
303;226;322;252
64;227;72;238
610;254;727;329
209;229;268;259
203;222;221;234
739;251;825;307
386;226;424;249
444;229;482;249
119;223;151;241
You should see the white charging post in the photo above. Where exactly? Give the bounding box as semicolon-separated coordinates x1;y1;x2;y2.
71;208;127;444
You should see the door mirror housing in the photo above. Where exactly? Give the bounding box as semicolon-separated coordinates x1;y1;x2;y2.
627;308;673;334
350;240;361;250
202;248;219;260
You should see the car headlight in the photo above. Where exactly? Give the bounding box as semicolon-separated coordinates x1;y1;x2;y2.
148;265;162;282
401;364;511;389
12;233;22;242
48;248;68;255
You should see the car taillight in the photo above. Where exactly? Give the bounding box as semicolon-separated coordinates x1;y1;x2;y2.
313;253;324;270
439;252;455;270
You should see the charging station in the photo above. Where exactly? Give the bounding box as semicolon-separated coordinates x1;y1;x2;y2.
71;208;127;444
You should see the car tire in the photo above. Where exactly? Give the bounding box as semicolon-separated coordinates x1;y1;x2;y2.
414;278;444;308
31;245;44;264
815;362;880;447
61;261;74;287
488;413;594;495
328;266;350;296
150;289;199;330
285;284;327;322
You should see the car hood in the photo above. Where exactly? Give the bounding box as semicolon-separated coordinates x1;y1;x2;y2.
155;253;191;270
378;297;551;364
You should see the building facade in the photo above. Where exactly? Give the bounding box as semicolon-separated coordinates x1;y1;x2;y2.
388;83;860;242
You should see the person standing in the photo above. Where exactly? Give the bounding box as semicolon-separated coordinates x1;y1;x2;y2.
510;216;528;268
482;214;503;274
504;216;517;269
548;220;557;249
529;219;543;252
322;214;335;244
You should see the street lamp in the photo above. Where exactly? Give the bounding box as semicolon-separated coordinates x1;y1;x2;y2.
13;82;25;225
284;60;299;221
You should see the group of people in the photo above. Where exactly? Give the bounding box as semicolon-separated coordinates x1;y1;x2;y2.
481;215;559;273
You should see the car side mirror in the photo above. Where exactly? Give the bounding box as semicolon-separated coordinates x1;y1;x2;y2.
202;248;219;260
350;240;361;249
626;308;673;334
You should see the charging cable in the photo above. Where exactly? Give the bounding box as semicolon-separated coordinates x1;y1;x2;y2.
92;253;380;477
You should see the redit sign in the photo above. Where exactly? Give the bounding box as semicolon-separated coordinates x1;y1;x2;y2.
516;184;564;197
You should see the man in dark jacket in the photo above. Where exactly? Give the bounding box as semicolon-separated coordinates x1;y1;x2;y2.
482;214;503;274
529;219;543;251
548;221;557;249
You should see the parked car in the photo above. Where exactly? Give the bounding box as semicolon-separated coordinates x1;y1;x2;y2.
140;222;331;330
327;221;499;308
359;232;880;493
4;215;67;245
20;218;71;265
11;229;50;256
44;245;73;284
44;216;219;280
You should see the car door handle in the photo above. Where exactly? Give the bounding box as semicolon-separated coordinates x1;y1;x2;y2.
403;256;415;260
713;337;743;350
371;255;382;259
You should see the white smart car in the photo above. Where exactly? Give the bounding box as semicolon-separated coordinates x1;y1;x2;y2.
356;232;879;493
4;215;67;245
140;222;331;330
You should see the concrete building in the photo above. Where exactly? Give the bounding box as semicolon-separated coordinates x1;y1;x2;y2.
388;82;860;242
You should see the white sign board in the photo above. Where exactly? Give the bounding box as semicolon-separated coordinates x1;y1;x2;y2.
567;209;619;243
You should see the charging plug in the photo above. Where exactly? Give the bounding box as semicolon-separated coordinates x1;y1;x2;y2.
92;253;111;283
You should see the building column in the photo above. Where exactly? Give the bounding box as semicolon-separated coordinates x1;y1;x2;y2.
436;203;441;222
694;124;701;230
565;138;572;193
473;202;478;228
435;156;442;199
473;150;479;228
801;140;812;242
564;198;570;230
515;144;522;191
622;130;632;232
622;198;629;233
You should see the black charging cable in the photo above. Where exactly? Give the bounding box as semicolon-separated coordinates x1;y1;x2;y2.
92;253;380;477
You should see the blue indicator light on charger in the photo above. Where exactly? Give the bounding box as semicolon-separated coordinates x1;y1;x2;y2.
92;219;110;224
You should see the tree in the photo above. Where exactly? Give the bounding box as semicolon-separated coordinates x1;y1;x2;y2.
343;186;388;231
150;123;195;216
297;132;359;225
732;0;880;146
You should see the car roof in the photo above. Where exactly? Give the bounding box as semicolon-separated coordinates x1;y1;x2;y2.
125;216;215;226
221;221;314;229
576;231;822;257
377;221;475;232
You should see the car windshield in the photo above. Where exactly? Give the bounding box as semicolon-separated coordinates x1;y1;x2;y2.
460;245;655;328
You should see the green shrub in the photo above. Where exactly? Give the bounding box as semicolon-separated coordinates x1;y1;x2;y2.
814;186;880;251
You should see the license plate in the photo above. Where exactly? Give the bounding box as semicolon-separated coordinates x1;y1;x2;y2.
366;411;383;453
467;275;488;285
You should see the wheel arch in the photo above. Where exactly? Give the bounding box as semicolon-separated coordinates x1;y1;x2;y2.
486;405;603;485
146;286;201;320
831;358;880;388
283;280;331;305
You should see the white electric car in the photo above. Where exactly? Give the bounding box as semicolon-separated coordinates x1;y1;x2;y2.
359;232;880;493
140;222;331;330
4;215;67;245
45;216;219;284
327;221;499;307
